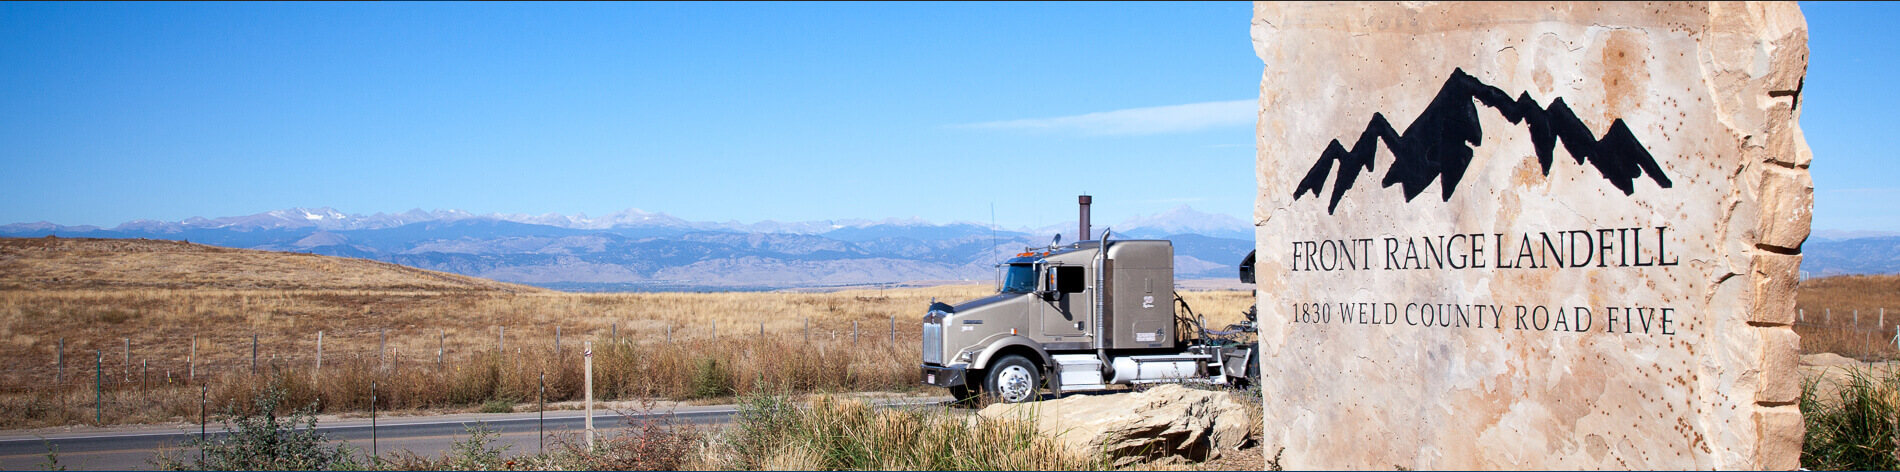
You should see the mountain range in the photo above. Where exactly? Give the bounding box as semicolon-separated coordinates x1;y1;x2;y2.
1;206;1256;291
9;206;1890;287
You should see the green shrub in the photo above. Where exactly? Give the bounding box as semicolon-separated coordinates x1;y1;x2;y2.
151;382;360;471
478;398;515;414
553;406;700;471
375;411;697;471
1802;366;1900;471
380;424;517;471
690;357;732;399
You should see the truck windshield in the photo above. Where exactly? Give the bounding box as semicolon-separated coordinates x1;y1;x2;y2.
1001;264;1036;293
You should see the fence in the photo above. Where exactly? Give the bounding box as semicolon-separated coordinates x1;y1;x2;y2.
0;316;924;428
1791;308;1900;361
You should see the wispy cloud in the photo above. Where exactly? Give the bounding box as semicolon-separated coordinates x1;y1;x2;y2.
953;100;1256;136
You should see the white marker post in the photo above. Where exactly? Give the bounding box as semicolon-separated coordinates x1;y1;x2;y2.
584;341;595;450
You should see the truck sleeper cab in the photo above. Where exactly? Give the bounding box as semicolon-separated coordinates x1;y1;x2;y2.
922;236;1240;404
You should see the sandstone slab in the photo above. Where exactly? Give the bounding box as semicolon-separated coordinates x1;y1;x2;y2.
1251;2;1810;469
976;384;1250;466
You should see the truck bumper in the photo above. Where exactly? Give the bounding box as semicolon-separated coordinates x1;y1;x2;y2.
921;364;968;388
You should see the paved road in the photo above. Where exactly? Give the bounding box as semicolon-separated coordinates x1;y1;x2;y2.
0;397;953;470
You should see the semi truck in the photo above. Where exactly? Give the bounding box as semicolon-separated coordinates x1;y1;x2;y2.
920;196;1259;404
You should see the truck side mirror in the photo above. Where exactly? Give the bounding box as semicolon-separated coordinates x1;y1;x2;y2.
1053;266;1086;293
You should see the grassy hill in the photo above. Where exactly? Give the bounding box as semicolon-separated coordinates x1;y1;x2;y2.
0;236;543;292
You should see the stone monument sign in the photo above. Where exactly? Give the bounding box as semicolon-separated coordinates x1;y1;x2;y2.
1251;2;1810;469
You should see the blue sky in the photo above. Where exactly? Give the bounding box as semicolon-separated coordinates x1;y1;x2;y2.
0;2;1892;232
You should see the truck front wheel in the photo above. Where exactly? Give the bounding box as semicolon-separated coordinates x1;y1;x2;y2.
982;355;1042;403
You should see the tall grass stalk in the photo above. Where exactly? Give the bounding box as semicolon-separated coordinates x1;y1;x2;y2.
1802;366;1900;470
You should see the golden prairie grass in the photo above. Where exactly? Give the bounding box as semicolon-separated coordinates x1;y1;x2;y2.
0;237;1256;428
0;237;540;293
0;286;1252;428
704;392;1109;470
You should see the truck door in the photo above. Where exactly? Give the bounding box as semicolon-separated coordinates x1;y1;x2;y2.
1039;265;1089;339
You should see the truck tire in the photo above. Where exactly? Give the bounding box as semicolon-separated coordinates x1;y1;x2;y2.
982;355;1041;404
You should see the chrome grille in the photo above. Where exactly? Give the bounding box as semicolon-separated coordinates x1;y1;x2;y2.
922;320;943;365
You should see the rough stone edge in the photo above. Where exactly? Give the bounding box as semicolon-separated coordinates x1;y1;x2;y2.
1733;2;1810;470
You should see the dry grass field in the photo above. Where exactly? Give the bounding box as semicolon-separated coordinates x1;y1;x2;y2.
0;237;1254;428
1795;274;1900;360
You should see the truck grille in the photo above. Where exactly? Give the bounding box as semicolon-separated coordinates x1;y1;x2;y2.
922;322;943;365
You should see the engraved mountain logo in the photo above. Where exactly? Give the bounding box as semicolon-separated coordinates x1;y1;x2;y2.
1293;68;1674;214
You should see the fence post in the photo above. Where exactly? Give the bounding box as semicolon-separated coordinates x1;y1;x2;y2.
890;316;895;343
759;322;764;338
438;329;444;366
189;338;196;384
251;334;258;374
123;338;130;383
199;385;207;463
370;381;378;464
666;325;672;344
141;359;148;390
612;322;618;344
316;331;324;378
712;320;717;340
380;328;388;371
538;372;546;454
499;326;506;354
55;338;64;385
585;341;595;451
94;350;102;425
805;317;810;342
555;326;562;359
854;321;859;344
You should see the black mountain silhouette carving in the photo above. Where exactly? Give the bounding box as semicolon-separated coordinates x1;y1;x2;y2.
1293;68;1673;214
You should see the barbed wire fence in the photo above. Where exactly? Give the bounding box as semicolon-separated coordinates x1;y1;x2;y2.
1;316;923;426
1791;307;1900;362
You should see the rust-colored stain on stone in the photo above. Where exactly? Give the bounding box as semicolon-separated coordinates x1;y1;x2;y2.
1602;29;1653;121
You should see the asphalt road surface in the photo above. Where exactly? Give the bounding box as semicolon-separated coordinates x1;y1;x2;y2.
0;397;951;470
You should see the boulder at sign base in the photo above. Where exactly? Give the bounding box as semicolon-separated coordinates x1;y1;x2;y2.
975;384;1250;466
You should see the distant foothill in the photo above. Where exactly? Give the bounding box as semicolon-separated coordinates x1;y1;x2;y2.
0;205;1258;290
